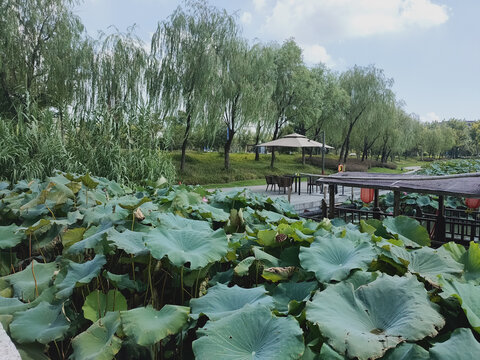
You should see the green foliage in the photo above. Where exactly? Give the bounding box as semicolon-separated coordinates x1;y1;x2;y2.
0;169;479;359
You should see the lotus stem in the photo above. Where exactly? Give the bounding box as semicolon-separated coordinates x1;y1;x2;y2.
29;234;39;298
180;266;184;305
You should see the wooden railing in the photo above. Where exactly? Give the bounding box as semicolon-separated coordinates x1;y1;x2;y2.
301;205;479;246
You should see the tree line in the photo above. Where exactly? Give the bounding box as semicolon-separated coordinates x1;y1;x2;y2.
0;0;478;183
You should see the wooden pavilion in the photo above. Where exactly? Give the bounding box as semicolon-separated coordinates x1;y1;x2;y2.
315;172;480;246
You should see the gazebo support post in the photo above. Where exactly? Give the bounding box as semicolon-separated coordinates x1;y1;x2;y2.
321;199;327;219
435;195;446;243
302;148;305;165
393;191;400;217
328;185;335;218
373;189;381;220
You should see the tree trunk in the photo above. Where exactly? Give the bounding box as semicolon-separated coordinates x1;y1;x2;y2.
270;147;276;168
255;124;261;161
224;129;235;170
180;114;192;172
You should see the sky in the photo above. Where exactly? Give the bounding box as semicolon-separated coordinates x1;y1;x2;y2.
75;0;480;122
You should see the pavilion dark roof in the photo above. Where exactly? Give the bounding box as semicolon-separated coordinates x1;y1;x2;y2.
317;172;480;198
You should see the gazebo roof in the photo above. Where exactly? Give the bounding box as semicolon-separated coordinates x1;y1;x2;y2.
257;133;334;149
317;172;480;198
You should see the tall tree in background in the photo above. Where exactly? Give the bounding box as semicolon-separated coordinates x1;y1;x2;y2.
0;0;85;117
150;0;236;171
269;39;303;168
217;40;275;169
338;65;393;163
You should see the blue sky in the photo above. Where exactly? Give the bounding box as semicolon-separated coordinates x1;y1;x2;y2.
75;0;480;122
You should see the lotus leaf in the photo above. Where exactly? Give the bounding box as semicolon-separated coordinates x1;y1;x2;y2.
270;281;318;313
234;256;255;276
190;283;274;320
67;224;113;254
10;302;69;344
62;227;86;249
438;278;480;333
429;328;480;360
193;305;304;359
191;203;230;222
82;290;127;322
82;204;128;226
55;255;107;298
0;224;24;249
16;343;49;360
118;196;151;211
405;247;463;284
71;311;121;360
102;271;146;292
106;229;148;256
5;260;57;301
299;234;375;283
306;274;445;360
319;344;346;359
155;212;212;231
442;241;480;283
382;343;429;359
145;227;228;269
120;305;189;346
382;216;430;247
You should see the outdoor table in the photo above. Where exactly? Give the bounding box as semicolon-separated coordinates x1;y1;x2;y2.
285;174;302;194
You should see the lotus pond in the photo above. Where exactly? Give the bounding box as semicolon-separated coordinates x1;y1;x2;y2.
0;172;479;359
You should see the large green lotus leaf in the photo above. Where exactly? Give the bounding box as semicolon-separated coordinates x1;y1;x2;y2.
382;216;430;247
306;274;445;360
193;305;304;359
82;204;128;226
429;328;480;360
145;227;229;269
343;270;380;290
67;224;113;254
71;311;122;360
5;260;57;301
55;255;106;299
406;247;463;285
191;203;230;222
118;196;151;211
155;212;213;231
442;241;480;284
10;301;69;344
62;227;87;249
234;256;255;276
0;224;24;249
270;281;318;313
299;234;375;283
16;343;49;360
382;343;429;360
82;290;127;323
438;278;480;333
106;229;148;256
120;305;189;346
0;286;55;315
190;283;274;320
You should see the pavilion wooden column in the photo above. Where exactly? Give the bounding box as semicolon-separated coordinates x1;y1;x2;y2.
435;195;446;243
373;189;381;220
393;191;401;217
328;184;335;218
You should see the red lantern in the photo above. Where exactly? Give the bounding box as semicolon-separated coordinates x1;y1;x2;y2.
360;188;375;204
465;198;480;209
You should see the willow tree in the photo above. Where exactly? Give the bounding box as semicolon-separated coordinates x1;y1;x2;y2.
150;0;236;171
338;65;394;163
0;0;85;118
217;40;276;169
269;39;304;168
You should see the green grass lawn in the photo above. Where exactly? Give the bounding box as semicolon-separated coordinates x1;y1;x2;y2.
173;151;333;186
172;151;425;187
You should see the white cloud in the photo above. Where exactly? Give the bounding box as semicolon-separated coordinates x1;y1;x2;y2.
261;0;449;43
420;111;441;122
240;11;253;24
253;0;267;12
301;44;335;67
